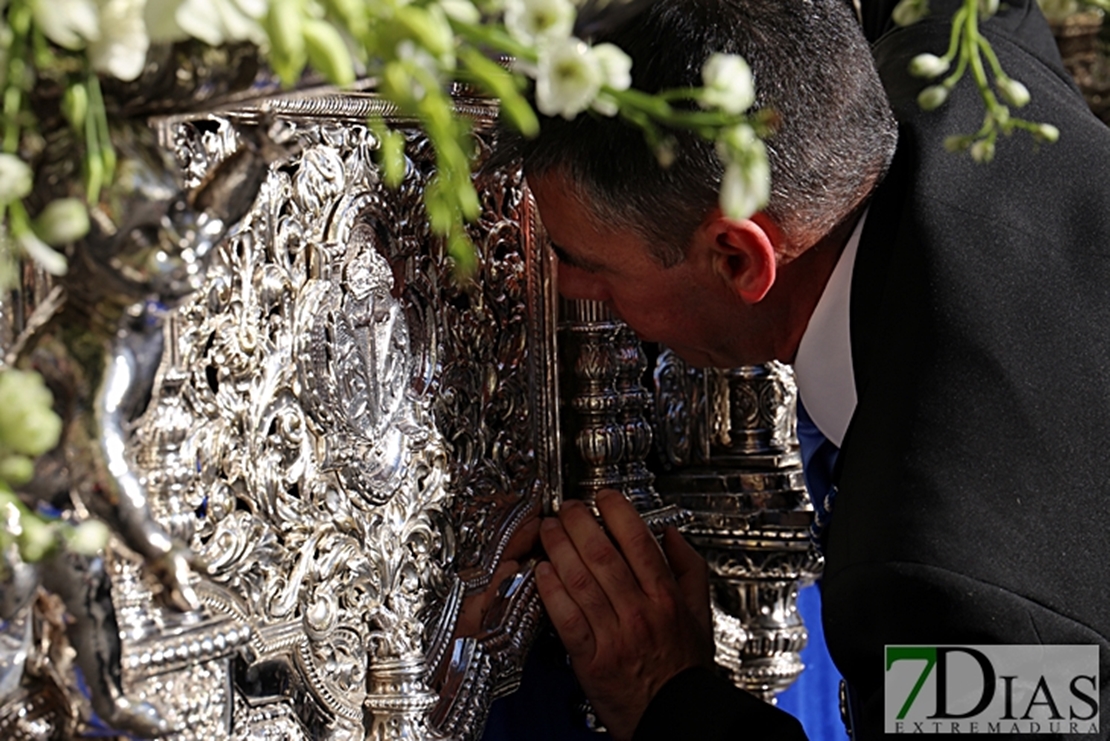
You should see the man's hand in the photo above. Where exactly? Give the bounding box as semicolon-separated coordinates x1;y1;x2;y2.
535;489;714;741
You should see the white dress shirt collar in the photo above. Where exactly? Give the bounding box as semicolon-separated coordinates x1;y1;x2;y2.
792;209;869;447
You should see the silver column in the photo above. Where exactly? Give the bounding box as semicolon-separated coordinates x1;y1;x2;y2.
653;354;822;701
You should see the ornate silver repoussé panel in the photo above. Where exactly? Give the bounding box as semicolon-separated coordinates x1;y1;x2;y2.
104;91;559;741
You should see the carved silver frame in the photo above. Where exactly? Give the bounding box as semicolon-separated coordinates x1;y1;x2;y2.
101;89;561;741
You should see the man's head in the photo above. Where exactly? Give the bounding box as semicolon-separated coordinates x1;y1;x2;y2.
523;0;897;260
520;0;898;366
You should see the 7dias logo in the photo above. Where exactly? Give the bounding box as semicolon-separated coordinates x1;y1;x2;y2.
885;645;1100;734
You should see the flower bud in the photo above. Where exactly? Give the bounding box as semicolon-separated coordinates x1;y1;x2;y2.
908;53;950;79
17;513;57;562
0;369;62;457
944;135;970;152
0;454;34;486
979;0;999;17
997;77;1030;107
1034;123;1060;143
34;198;89;245
67;519;110;555
0;153;32;204
700;52;755;114
970;139;995;163
62;83;89;130
892;0;929;26
718;134;771;221
655;140;676;168
916;84;949;111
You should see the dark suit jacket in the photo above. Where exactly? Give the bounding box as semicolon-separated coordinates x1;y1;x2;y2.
635;2;1110;739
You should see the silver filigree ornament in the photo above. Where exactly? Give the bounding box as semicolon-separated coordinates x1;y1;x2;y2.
653;356;822;700
1;116;281;738
5;81;562;739
100;92;560;741
146;119;453;739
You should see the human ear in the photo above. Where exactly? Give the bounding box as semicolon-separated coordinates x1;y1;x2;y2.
703;214;778;304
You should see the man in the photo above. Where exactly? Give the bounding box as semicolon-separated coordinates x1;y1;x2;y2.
519;1;1110;739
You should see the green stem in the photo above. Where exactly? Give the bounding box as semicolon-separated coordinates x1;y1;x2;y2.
944;5;969;61
964;5;1001;110
977;35;1006;82
8;198;31;236
2;0;32;155
449;19;537;65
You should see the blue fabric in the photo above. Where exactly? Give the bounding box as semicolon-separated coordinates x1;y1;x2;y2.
784;399;850;740
481;630;607;741
795;399;841;545
776;584;849;741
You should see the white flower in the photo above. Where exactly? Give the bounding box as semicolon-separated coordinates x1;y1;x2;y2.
908;53;950;79
700;53;755;114
0;154;33;205
716;124;770;220
504;0;574;47
536;38;602;119
145;0;266;47
720;158;770;221
997;77;1030;107
143;0;189;41
88;0;149;81
590;42;631;116
33;0;99;50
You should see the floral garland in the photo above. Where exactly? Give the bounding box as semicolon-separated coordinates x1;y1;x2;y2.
894;0;1087;160
0;0;770;562
0;0;771;279
0;0;1090;563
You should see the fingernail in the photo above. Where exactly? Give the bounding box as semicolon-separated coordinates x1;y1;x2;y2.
541;517;559;532
597;489;618;503
536;561;552;577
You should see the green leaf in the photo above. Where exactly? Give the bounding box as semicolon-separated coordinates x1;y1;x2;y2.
265;0;308;86
304;20;356;87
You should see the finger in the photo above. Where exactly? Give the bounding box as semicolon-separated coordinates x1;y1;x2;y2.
663;526;711;633
540;514;619;634
536;559;596;659
503;512;541;562
595;489;672;598
558;498;644;608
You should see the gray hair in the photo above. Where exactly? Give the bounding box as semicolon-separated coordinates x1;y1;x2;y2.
515;0;898;265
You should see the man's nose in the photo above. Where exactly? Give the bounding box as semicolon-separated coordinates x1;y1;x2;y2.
556;266;611;303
